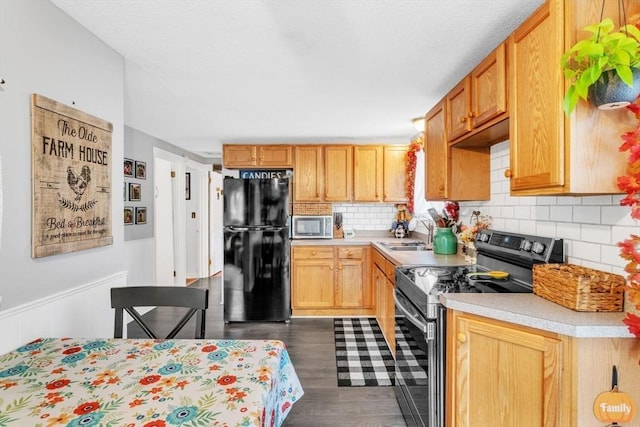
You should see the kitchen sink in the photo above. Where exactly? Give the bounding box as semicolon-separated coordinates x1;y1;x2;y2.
378;241;432;251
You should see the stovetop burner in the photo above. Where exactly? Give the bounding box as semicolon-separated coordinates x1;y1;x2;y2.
394;229;564;318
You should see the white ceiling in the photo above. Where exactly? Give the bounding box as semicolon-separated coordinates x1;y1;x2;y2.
49;0;543;160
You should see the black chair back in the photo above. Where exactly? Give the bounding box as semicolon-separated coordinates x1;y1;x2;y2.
110;286;209;339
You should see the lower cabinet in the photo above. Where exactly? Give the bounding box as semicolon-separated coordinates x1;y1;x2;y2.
292;245;372;316
447;311;561;427
447;310;640;427
372;248;396;354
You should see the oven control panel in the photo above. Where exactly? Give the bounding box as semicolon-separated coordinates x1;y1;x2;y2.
474;230;563;263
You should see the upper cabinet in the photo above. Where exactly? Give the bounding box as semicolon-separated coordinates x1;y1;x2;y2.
425;101;490;201
383;145;409;202
353;145;383;202
293;145;324;202
324;146;353;202
223;144;293;168
508;0;639;195
447;43;509;147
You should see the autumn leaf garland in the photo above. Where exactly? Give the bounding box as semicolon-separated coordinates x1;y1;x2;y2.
406;134;424;214
617;103;640;338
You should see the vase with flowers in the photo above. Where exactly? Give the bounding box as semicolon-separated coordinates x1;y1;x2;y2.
459;210;493;264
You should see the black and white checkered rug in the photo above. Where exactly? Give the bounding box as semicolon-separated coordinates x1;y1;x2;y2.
334;318;395;386
334;317;428;387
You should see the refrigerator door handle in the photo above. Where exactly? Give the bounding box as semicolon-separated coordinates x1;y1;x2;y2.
227;226;250;231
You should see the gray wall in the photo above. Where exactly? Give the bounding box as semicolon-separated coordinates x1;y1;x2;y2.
123;126;212;241
0;0;127;310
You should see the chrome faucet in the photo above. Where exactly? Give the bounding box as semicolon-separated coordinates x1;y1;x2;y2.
415;215;435;246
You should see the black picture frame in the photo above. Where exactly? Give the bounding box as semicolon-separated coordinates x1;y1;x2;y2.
124;207;134;225
135;161;146;179
129;183;141;201
185;172;191;200
124;158;133;177
135;207;147;224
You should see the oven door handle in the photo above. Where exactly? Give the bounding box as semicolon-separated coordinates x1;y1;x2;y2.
393;292;428;333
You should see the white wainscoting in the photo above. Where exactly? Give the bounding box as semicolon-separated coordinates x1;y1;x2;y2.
0;272;127;355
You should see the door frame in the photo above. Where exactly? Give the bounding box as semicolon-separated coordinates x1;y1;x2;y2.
153;148;186;286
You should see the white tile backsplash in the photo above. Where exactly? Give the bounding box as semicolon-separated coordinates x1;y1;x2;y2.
333;202;397;231
460;141;639;277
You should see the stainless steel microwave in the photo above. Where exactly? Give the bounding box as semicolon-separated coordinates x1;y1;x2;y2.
291;215;333;239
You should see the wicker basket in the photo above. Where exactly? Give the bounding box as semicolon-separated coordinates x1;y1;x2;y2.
532;264;625;312
291;203;332;215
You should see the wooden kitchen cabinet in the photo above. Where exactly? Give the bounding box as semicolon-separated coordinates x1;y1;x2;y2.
335;247;371;308
383;145;409;202
292;245;371;316
353;145;383;202
372;248;396;354
508;0;640;195
447;43;508;144
323;145;352;202
424;101;490;201
291;246;335;309
447;311;562;427
293;145;324;202
222;144;293;168
447;309;640;427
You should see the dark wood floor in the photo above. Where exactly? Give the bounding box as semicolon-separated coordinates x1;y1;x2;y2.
126;276;407;427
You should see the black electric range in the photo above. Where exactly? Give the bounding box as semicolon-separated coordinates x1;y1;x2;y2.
395;229;564;319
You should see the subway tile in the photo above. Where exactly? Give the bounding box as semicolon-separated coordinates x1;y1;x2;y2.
514;206;531;219
535;221;556;237
582;195;613;205
601;245;625;269
536;196;557;206
518;220;536;234
602;206;636;226
612;225;640;243
532;206;550;220
556;223;581;240
573;206;601;224
572;241;602;262
501;206;515;218
579;224;611;244
549;205;572;222
581;260;614;272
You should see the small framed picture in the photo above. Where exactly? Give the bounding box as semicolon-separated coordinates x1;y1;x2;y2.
135;207;147;224
123;182;127;201
129;183;141;201
124;158;133;177
185;172;191;200
135;161;146;179
124;207;134;225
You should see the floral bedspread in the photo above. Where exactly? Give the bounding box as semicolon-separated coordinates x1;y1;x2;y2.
0;338;303;427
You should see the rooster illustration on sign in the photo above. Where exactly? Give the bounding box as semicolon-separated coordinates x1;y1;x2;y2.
67;165;91;201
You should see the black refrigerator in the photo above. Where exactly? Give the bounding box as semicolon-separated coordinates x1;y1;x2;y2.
223;178;290;322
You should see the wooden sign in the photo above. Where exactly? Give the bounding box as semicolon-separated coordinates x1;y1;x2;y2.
31;94;113;258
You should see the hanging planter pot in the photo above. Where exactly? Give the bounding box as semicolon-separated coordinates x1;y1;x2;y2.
588;68;640;110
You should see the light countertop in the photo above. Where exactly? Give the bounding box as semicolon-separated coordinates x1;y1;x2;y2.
290;233;635;339
440;293;634;338
290;233;469;266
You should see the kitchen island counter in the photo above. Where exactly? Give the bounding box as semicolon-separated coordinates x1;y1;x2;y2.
440;293;634;338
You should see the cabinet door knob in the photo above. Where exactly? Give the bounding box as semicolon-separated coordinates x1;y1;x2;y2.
311;251;316;255
504;168;512;178
459;116;466;124
457;333;467;343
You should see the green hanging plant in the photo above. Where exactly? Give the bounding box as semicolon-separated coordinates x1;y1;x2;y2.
561;18;640;115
